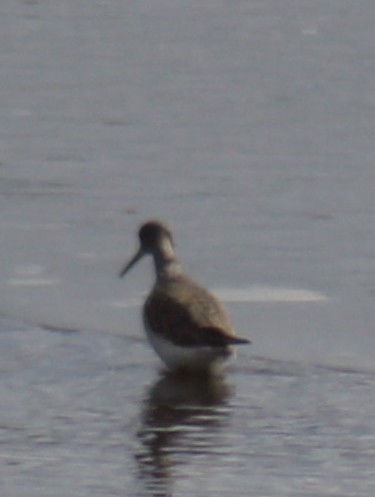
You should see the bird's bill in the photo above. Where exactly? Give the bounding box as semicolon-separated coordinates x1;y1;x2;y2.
119;248;145;278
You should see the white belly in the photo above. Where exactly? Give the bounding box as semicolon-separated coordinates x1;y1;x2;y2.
144;326;234;371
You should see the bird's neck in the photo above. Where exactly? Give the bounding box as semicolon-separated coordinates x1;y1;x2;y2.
152;237;182;278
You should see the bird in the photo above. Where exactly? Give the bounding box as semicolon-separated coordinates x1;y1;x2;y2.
119;220;250;372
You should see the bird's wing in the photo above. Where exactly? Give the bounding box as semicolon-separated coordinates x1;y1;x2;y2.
144;282;238;348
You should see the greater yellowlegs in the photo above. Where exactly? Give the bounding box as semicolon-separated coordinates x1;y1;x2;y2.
119;220;250;371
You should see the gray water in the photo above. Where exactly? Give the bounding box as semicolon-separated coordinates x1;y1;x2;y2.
1;1;375;495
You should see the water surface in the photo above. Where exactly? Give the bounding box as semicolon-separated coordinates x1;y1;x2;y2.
1;0;375;495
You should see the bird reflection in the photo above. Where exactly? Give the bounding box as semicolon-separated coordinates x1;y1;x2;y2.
135;370;233;497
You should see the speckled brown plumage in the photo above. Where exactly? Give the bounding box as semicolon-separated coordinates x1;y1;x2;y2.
119;220;250;370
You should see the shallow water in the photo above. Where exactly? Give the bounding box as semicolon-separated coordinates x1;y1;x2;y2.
1;0;375;495
0;325;374;497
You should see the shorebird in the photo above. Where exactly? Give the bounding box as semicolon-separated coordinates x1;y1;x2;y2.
119;220;250;372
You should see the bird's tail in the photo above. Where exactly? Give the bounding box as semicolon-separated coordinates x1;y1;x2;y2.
231;336;251;345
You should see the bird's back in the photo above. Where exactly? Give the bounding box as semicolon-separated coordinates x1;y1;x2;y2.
143;274;236;347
